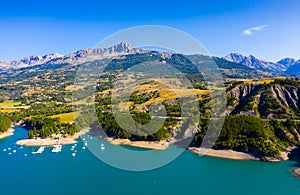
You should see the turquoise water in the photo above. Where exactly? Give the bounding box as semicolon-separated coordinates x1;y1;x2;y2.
1;126;300;195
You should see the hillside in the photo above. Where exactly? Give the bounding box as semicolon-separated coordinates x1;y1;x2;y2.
286;64;300;75
225;53;288;73
225;79;300;119
0;44;300;161
225;53;300;75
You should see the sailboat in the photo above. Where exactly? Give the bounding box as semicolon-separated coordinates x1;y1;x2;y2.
32;146;45;154
52;144;62;153
52;137;62;153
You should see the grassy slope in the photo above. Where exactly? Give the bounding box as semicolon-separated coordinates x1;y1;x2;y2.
49;112;80;123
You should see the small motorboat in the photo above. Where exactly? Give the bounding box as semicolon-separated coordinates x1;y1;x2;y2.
100;143;105;150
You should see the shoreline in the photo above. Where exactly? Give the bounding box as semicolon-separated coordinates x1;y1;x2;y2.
10;125;296;163
188;147;259;160
101;137;291;162
291;168;300;178
104;137;170;150
0;127;15;139
16;128;90;146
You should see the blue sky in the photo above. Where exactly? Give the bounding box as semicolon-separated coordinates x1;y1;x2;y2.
0;0;299;61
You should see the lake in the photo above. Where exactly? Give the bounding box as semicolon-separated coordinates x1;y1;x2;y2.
1;126;300;195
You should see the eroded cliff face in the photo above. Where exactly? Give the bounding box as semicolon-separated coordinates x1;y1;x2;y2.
227;84;260;101
271;85;300;109
226;82;300;119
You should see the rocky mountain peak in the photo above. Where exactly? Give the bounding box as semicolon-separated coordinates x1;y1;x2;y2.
0;42;142;70
225;53;289;73
112;42;132;52
277;58;298;67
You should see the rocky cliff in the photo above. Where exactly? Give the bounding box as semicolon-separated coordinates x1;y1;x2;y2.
226;80;300;119
0;42;146;70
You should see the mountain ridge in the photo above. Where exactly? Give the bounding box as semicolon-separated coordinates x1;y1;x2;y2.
225;53;300;75
1;43;300;76
0;42;146;70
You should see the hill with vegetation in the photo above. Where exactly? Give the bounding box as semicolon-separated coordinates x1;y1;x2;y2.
0;46;299;160
0;115;12;133
225;79;300;119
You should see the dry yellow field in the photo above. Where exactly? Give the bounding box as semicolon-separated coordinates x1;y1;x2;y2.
141;88;209;106
117;102;135;111
0;109;19;113
0;101;27;113
0;100;21;107
253;79;274;84
226;78;274;85
49;112;80;123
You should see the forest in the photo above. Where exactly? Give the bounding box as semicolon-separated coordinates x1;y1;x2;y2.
24;117;77;138
193;115;300;157
0;115;12;133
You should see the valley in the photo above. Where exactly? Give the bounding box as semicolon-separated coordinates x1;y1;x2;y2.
0;43;300;163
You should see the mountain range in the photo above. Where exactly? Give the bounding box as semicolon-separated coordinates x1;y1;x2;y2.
225;53;300;75
0;42;146;70
0;42;299;75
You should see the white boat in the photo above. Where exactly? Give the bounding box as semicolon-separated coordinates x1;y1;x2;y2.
52;144;62;153
100;143;105;150
13;150;16;153
52;137;62;153
32;146;45;154
71;153;76;157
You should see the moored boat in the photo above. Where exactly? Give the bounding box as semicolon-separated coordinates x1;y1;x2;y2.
32;146;45;154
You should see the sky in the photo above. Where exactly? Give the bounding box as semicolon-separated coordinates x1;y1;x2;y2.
0;0;299;62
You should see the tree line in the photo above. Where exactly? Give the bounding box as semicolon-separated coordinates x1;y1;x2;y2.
0;115;12;133
24;117;77;138
193;115;300;157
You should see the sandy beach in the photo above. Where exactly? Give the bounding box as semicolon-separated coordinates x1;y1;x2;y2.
188;147;258;160
0;128;14;139
16;128;90;146
105;137;170;150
